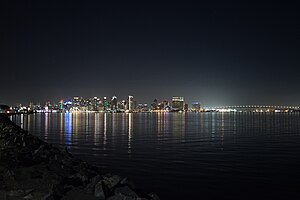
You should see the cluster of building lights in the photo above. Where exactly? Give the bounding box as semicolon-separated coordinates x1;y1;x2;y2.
4;96;300;114
8;96;203;113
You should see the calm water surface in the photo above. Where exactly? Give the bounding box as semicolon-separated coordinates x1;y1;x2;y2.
11;112;300;200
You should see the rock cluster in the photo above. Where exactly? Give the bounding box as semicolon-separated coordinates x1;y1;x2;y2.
0;114;159;200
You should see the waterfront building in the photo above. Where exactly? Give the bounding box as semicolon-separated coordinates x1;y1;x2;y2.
59;100;64;110
184;103;188;112
158;102;164;110
151;99;158;110
79;98;86;107
172;96;184;111
163;100;169;108
103;97;110;111
127;96;134;111
73;96;80;107
91;97;100;111
191;102;201;112
117;100;126;111
111;96;118;111
137;103;148;112
64;100;73;111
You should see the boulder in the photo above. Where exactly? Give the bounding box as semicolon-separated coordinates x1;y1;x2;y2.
62;189;99;200
94;180;105;199
147;192;160;200
103;175;122;190
114;186;139;198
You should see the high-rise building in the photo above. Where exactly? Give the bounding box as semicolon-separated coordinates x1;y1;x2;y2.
128;96;134;111
191;102;201;112
172;96;184;111
137;103;148;112
91;97;100;111
73;96;80;107
117;100;126;111
184;103;188;112
103;97;110;111
111;96;118;110
59;100;64;110
151;99;158;110
157;103;163;110
163;100;169;108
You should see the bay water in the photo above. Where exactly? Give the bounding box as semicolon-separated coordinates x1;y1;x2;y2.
11;112;300;199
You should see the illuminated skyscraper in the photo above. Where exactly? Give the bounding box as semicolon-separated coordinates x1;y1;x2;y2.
73;96;80;107
151;99;158;110
92;97;100;111
103;97;110;111
111;96;118;110
59;100;64;110
184;103;188;112
128;95;134;111
191;102;201;112
172;96;184;111
118;100;126;111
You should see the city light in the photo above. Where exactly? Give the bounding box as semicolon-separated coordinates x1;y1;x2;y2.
3;95;300;114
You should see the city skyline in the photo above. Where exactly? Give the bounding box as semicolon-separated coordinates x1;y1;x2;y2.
1;1;299;106
4;90;300;108
7;94;300;111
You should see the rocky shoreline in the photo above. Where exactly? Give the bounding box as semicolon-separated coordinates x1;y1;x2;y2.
0;114;159;200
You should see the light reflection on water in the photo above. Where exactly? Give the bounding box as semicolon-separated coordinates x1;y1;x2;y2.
10;112;300;200
64;113;72;146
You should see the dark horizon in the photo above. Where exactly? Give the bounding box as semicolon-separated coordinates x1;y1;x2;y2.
1;1;299;106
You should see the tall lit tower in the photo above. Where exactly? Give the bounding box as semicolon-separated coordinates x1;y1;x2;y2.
103;97;110;111
73;96;80;107
128;96;134;111
111;96;118;111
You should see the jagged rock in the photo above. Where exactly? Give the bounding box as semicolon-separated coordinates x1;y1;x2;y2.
48;160;62;172
103;175;122;190
7;189;26;197
88;174;101;187
64;175;83;187
50;147;61;155
24;193;34;199
3;169;15;182
52;183;65;197
120;177;135;189
62;158;73;168
147;192;160;200
63;147;73;158
29;188;54;200
33;145;45;156
86;168;99;179
114;186;139;198
84;174;101;193
62;189;99;200
94;180;105;199
48;159;72;177
30;169;44;179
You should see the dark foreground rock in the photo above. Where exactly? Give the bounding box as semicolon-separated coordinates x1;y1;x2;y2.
0;114;160;200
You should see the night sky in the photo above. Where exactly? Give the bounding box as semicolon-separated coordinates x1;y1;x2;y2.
1;1;299;106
